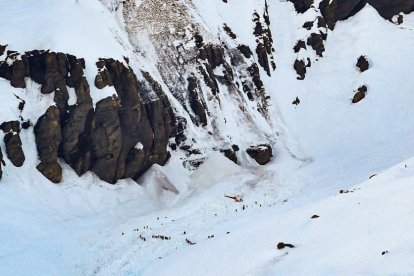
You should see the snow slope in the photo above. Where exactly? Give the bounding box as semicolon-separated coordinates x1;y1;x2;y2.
1;0;414;275
144;157;414;276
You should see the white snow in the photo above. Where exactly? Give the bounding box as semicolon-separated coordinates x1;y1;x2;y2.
0;0;414;275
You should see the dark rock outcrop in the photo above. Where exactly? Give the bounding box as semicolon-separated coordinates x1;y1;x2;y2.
0;32;274;185
294;59;307;80
303;21;314;30
96;59;172;181
0;45;6;56
223;24;237;39
246;144;273;165
307;33;325;57
62;103;94;176
10;60;26;88
356;55;369;72
252;4;276;76
319;0;414;29
352;85;368;103
1;121;25;167
220;148;238;164
288;0;314;13
237;45;253;59
34;106;62;183
0;148;4;180
294;40;307;53
187;76;208;126
90;97;122;183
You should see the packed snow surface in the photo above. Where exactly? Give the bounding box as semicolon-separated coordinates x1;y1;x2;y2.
1;0;414;275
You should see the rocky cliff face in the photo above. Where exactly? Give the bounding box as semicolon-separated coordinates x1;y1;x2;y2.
0;48;173;183
0;0;412;185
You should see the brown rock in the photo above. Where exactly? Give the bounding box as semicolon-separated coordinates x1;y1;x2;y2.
307;33;325;57
294;59;307;80
356;55;369;72
293;40;306;53
4;133;25;167
36;161;62;184
220;148;238;164
34;106;62;183
246;144;273;165
288;0;314;13
352;85;368;104
62;103;94;176
90;97;122;184
10;60;26;88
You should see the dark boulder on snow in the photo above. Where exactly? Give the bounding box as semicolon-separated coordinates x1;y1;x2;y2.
237;45;253;59
356;55;369;72
220;148;238;164
0;121;20;133
34;106;62;183
246;144;273;165
293;40;307;53
317;16;328;28
307;33;325;57
1;121;25;167
288;0;314;13
319;0;414;29
277;242;295;250
94;60;113;89
303;21;314;30
352;85;368;104
294;59;307;80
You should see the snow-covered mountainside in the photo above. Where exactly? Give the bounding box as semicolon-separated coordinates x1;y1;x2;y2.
1;0;414;274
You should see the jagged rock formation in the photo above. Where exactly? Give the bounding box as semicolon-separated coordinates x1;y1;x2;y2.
0;121;25;167
0;0;412;186
122;0;273;155
0;47;173;184
253;1;276;76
